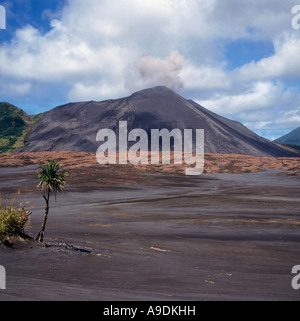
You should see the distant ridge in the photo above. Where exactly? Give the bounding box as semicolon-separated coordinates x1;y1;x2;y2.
16;86;297;157
274;127;300;146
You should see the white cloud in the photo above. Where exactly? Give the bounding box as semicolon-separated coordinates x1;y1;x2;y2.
68;81;127;102
235;33;300;82
0;0;297;91
0;0;192;100
198;81;284;114
276;108;300;127
210;0;296;40
244;120;273;131
180;63;231;91
0;0;300;139
0;80;31;96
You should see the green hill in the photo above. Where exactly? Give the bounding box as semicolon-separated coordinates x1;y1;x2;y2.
0;102;42;154
274;127;300;146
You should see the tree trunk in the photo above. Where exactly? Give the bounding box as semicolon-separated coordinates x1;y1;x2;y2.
36;188;50;243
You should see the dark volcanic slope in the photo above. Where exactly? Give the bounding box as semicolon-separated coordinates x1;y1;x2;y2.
20;86;295;157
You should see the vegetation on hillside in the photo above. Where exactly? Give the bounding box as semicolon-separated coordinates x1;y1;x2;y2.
284;143;300;152
273;141;300;156
0;102;43;154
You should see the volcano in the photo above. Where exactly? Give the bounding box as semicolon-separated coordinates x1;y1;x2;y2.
19;86;296;157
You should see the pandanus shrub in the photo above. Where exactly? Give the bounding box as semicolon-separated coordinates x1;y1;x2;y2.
0;196;31;243
35;159;68;243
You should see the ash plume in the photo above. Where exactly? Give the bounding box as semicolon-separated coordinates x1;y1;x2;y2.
137;51;185;91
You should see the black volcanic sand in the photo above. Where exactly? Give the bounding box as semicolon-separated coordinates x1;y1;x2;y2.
0;165;300;301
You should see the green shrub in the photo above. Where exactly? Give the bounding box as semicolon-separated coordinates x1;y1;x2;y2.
0;197;31;243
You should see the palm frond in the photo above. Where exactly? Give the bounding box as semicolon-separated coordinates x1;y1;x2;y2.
37;159;68;194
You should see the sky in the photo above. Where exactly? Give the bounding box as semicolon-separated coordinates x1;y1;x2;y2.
0;0;300;140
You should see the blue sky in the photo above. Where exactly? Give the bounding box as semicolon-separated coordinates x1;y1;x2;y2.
224;39;275;70
1;1;63;39
0;0;300;140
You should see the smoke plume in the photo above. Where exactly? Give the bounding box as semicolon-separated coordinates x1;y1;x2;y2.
137;51;185;91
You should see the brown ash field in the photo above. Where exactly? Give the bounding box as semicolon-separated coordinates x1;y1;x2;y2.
0;152;300;301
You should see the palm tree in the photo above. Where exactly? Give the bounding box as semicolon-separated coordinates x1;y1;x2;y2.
35;159;68;243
